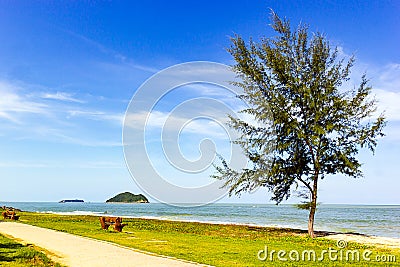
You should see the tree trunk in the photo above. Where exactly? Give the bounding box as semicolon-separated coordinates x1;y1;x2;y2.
307;197;316;237
308;176;318;238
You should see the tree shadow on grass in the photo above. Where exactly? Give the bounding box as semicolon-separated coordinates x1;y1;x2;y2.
315;230;369;237
0;252;13;262
0;242;23;249
246;225;369;238
0;242;24;262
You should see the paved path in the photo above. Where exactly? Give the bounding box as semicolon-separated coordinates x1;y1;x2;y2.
0;222;204;267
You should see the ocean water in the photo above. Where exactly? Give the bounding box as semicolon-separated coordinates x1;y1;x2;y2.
1;202;399;238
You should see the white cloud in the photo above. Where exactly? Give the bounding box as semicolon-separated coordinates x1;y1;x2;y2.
329;56;400;141
182;119;228;139
40;92;85;103
0;79;124;146
185;83;237;97
66;29;159;73
0;160;124;168
370;63;400;121
0;161;50;168
96;60;159;75
0;81;48;122
374;89;400;121
42;130;122;147
0;79;123;125
125;111;181;129
341;57;400;122
125;110;230;139
79;161;124;169
376;63;400;90
67;110;124;125
383;122;400;141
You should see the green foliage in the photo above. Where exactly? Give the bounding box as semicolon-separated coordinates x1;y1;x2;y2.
213;11;386;236
295;202;321;210
106;192;149;203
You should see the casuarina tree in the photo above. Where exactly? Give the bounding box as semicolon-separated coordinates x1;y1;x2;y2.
213;12;386;237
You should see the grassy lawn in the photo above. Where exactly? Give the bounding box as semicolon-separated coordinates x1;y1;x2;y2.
4;211;396;266
0;233;62;267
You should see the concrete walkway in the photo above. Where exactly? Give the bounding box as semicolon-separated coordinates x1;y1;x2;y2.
0;222;205;267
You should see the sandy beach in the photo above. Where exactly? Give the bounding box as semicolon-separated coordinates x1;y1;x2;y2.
0;222;207;267
324;233;400;250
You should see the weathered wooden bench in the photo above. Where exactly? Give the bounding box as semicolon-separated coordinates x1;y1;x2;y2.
2;210;20;220
99;216;127;232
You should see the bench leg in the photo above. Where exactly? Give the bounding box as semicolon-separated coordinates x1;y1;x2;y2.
114;223;127;232
99;217;109;230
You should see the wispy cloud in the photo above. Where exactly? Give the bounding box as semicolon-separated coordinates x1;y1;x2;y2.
184;83;241;102
382;121;400;141
334;53;400;141
0;79;124;146
40;129;122;147
40;92;86;103
0;161;50;168
96;60;159;75
339;51;400;122
67;110;124;125
79;161;124;169
0;160;124;169
125;110;232;139
370;63;400;121
375;63;400;91
374;89;400;121
65;29;159;73
0;81;48;123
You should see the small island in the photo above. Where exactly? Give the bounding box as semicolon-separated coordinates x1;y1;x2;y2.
106;192;149;203
59;199;84;203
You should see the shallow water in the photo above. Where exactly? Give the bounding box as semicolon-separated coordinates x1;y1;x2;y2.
2;202;399;238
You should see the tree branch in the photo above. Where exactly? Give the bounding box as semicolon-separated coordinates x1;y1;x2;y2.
297;176;313;192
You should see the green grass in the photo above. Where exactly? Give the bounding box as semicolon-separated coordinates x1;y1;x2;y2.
0;233;62;267
6;211;400;266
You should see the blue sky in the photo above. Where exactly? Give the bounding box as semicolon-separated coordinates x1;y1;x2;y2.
0;1;399;204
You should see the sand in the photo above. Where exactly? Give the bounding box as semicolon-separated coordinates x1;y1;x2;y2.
324;233;400;250
0;222;207;267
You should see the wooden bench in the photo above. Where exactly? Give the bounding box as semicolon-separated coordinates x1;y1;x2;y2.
99;216;127;232
2;210;20;220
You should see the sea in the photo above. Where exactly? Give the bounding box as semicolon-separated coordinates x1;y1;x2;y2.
1;202;399;239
